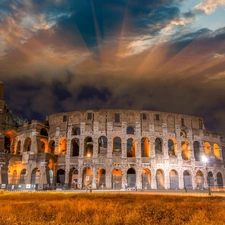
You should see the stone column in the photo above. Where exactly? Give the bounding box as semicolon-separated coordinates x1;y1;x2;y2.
136;167;142;189
92;138;98;158
136;138;141;159
79;138;84;157
106;168;112;189
150;137;155;158
78;166;83;189
122;139;127;159
0;166;2;184
151;168;156;189
178;169;184;189
107;137;112;158
91;165;97;189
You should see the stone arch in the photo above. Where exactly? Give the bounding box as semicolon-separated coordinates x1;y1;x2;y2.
141;137;150;157
97;168;106;188
58;138;67;154
126;126;134;135
204;142;211;155
49;140;55;154
181;140;190;160
113;136;121;152
127;168;136;187
40;138;48;153
112;169;122;189
168;138;177;156
19;169;27;184
84;136;93;157
98;136;107;154
71;138;79;157
127;138;136;157
70;168;78;189
24;137;31;152
180;130;187;138
196;170;204;189
56;168;65;185
183;170;192;189
213;144;221;159
169;170;179;190
82;167;92;187
193;141;200;161
156;169;164;189
155;138;163;154
72;127;80;135
217;172;223;188
40;128;48;137
208;171;214;187
31;168;40;184
11;169;18;184
4;129;17;153
16;140;21;154
142;168;151;190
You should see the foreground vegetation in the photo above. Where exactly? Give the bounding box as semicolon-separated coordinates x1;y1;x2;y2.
0;191;225;225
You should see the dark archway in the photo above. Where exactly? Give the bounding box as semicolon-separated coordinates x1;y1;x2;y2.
127;168;136;187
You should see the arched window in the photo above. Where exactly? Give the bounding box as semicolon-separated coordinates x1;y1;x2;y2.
127;138;136;157
204;142;211;155
98;136;107;154
49;140;55;154
40;128;48;137
213;144;221;159
181;140;190;160
113;137;121;152
193;141;200;161
141;137;150;157
58;138;67;154
168;139;176;156
84;137;93;157
71;138;79;156
24;137;31;152
156;169;164;189
155;138;162;154
126;126;134;135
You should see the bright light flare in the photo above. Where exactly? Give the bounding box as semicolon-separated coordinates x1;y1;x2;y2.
202;155;208;163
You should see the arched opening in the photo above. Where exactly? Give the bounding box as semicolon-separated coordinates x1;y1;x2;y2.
40;128;48;137
49;140;55;154
155;138;163;154
56;169;65;185
183;170;192;189
19;169;27;184
170;170;178;190
82;167;92;187
127;168;136;187
11;170;18;184
142;168;151;190
168;139;177;156
98;136;107;154
58;138;67;154
217;172;223;188
126;126;134;134
4;130;16;153
71;138;79;157
31;168;40;184
181;140;190;160
204;142;211;155
40;138;48;153
84;137;93;157
24;137;31;152
113;137;121;152
196;170;204;189
71;169;78;189
127;138;136;157
156;169;164;189
141;137;150;157
97;168;106;188
112;169;122;189
16;140;21;154
180;130;186;138
72;127;80;135
193;141;200;161
208;171;214;187
213;144;221;159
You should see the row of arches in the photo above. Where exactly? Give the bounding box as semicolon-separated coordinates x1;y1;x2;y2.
9;135;225;161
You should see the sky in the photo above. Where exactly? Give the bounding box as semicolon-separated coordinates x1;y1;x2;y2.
0;0;225;134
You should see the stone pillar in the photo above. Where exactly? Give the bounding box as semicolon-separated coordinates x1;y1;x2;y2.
0;166;2;184
136;167;142;189
122;139;126;159
151;168;156;189
92;166;97;189
78;166;83;189
107;137;112;158
150;137;155;158
136;138;141;159
80;138;84;157
179;170;184;189
106;168;112;189
92;138;98;158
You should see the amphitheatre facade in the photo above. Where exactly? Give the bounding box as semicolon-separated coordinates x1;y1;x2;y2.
0;82;225;190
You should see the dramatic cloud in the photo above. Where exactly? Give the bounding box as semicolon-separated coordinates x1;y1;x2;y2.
1;0;225;133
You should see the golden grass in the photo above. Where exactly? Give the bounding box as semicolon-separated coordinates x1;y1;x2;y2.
0;191;225;225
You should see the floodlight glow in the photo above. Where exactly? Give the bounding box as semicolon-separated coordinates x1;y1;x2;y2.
202;155;208;163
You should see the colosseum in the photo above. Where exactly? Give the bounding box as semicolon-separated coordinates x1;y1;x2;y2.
0;82;225;191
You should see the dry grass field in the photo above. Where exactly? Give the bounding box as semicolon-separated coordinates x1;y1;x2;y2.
0;190;225;225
